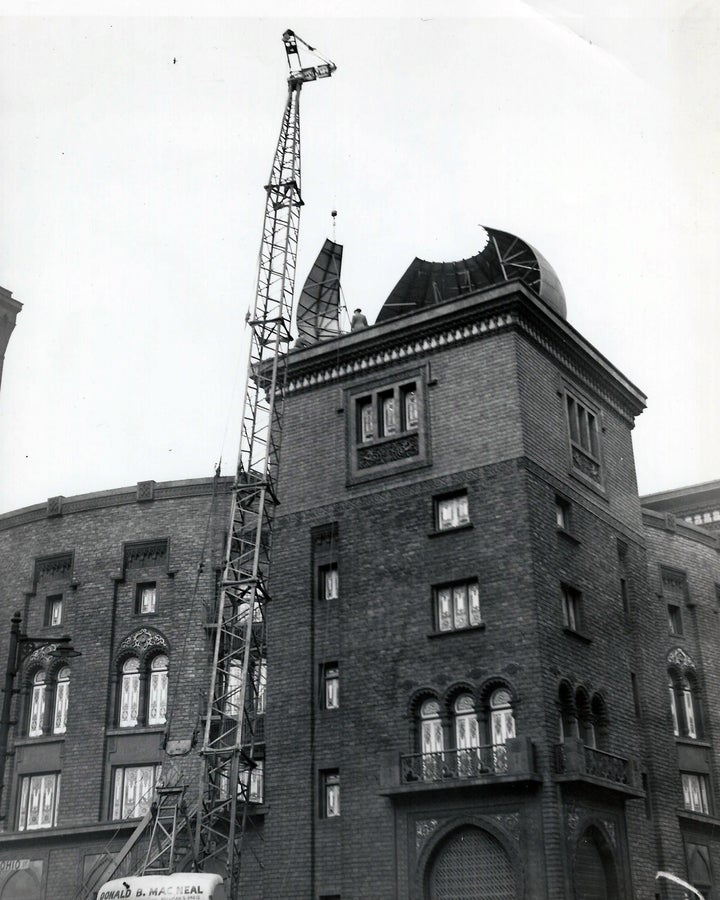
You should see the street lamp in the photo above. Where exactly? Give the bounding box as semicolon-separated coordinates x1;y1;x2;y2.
0;611;80;823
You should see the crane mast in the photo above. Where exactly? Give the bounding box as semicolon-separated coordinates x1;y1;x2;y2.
81;31;336;900
194;29;336;896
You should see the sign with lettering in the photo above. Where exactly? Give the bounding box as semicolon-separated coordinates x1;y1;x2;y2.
0;860;30;872
97;874;223;899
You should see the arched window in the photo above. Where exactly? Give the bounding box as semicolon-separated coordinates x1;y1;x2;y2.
119;658;140;728
420;699;444;780
669;667;701;739
576;688;595;748
52;667;70;735
454;694;480;777
558;682;577;742
28;672;46;738
148;655;168;726
489;688;515;773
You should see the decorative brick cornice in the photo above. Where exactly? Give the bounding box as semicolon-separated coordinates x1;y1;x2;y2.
0;477;233;532
33;552;74;588
284;283;646;425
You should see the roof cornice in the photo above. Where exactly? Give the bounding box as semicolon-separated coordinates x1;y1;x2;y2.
285;281;646;424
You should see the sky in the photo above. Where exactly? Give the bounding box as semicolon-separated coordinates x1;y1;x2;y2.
0;1;718;513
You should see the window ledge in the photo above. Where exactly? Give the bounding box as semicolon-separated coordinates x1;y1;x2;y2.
557;529;580;545
106;725;167;737
428;523;474;539
562;627;592;644
677;809;720;829
569;468;608;500
675;736;711;748
13;735;65;748
428;624;485;639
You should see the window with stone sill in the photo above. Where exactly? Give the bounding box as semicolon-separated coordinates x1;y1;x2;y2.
668;603;683;635
45;594;63;627
239;759;264;804
561;585;583;634
555;497;572;533
18;772;60;831
28;667;71;738
565;391;603;486
435;581;482;632
348;374;427;478
321;769;340;818
136;581;157;615
321;662;340;710
319;563;339;601
682;772;711;815
118;653;168;728
111;764;161;820
435;492;470;532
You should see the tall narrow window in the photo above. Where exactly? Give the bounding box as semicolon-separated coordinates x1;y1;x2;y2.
402;385;418;430
420;699;444;780
322;663;339;710
669;678;680;736
119;658;140;728
320;564;339;600
322;770;340;818
112;764;161;819
239;759;264;803
148;655;168;726
46;595;63;627
555;497;571;532
29;672;46;737
358;399;373;443
454;694;480;776
490;688;515;774
53;667;70;735
682;773;710;815
254;657;267;715
18;773;60;831
561;585;582;632
668;604;683;635
225;660;243;719
681;676;697;739
379;391;397;436
565;392;602;484
136;582;157;615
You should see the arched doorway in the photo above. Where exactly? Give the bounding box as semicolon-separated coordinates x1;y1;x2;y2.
0;870;42;900
574;826;619;900
427;825;517;900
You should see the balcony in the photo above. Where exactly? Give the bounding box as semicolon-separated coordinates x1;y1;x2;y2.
380;738;540;797
554;739;643;797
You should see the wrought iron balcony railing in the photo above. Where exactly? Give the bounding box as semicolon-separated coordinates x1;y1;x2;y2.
401;745;508;784
555;741;634;788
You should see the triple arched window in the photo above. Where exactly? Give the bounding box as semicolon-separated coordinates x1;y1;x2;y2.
558;682;608;749
27;666;71;737
414;684;517;779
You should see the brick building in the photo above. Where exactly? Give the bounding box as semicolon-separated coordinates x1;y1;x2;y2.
1;236;719;899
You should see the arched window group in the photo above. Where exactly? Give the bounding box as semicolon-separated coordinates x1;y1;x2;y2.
115;629;169;729
27;665;71;738
558;682;607;749
412;683;517;780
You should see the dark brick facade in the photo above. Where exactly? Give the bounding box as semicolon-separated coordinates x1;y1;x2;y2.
1;281;719;899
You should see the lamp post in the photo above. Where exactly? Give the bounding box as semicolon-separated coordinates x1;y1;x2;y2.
0;611;80;824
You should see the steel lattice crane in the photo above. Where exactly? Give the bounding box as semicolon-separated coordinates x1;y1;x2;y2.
83;30;336;900
194;28;336;894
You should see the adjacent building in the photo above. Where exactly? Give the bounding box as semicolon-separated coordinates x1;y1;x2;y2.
0;237;719;899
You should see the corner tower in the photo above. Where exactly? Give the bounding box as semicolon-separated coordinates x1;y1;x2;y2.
261;232;661;899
